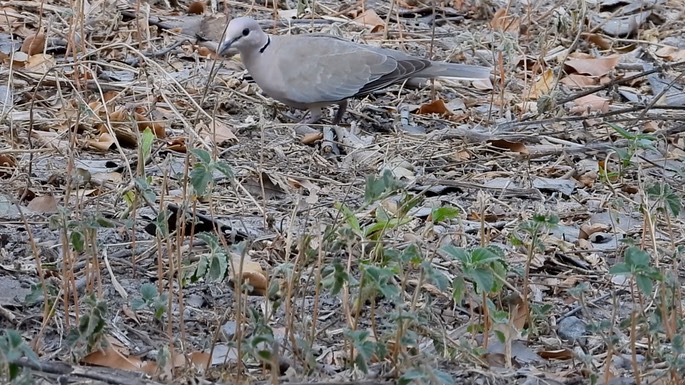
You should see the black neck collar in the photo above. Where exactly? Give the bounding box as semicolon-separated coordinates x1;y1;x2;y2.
259;36;271;54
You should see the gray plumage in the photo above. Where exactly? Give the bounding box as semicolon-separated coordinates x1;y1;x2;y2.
220;17;491;124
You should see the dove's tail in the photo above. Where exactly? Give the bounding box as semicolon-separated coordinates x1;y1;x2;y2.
417;62;492;80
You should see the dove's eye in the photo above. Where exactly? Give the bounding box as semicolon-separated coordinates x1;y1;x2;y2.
242;28;249;36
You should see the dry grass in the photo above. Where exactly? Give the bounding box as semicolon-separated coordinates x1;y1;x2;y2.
1;0;684;385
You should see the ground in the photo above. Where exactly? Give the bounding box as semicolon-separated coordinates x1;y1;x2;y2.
1;0;684;385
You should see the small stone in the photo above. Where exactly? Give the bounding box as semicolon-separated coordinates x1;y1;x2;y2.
557;316;587;343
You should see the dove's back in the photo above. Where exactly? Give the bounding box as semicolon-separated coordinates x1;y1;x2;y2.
242;33;489;109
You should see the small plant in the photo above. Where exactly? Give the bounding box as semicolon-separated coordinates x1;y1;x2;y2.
66;294;108;360
131;283;169;321
399;364;455;385
189;148;234;197
24;281;59;308
441;245;507;297
0;329;39;384
601;123;657;181
344;329;384;374
609;246;662;296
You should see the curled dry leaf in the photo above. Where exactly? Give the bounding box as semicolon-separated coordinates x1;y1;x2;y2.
527;68;554;99
490;8;520;34
134;112;166;138
564;53;619;77
230;256;268;296
0;154;17;177
165;137;187;152
583;33;612;50
197;119;237;145
576;171;598;187
26;53;54;75
352;9;385;32
20;33;46;55
26;195;58;214
188;1;204;15
417;99;451;115
81;337;153;374
87;132;117;152
570;94;610;114
301;131;323;145
655;45;685;62
489;139;529;154
560;73;599;88
579;223;611;240
196;45;216;58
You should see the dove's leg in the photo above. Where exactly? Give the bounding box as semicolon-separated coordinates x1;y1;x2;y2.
301;101;347;125
302;108;323;125
332;100;348;125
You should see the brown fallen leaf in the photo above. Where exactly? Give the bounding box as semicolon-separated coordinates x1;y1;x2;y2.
489;139;529;154
301;131;323;145
197;119;237;145
81;337;153;374
0;154;17;177
560;73;599;88
527;68;554;99
352;9;385;32
564;53;619;77
490;8;520;34
538;348;574;360
579;223;611;240
418;99;451;115
188;1;205;15
25;53;54;75
230;256;268;296
165;137;187;153
86;132;117;152
27;195;58;214
570;94;610;114
21;33;46;55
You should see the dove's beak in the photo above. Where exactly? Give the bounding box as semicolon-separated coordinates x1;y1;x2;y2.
219;35;242;56
218;40;233;56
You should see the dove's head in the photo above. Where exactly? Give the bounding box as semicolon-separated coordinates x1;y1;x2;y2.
220;17;268;56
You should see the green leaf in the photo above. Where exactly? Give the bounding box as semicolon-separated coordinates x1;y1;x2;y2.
608;263;631;275
470;247;502;265
624;247;650;268
441;244;469;262
364;173;386;203
130;298;145;310
400;244;421;264
422;261;449;292
195;254;209;278
95;216;117;228
208;254;228;281
214;161;234;178
470;267;495;293
431;206;460;223
665;191;682;216
70;230;84;252
140;283;158;301
433;369;455;385
399;369;424;385
197;233;220;251
140;128;155;163
190;164;213;196
334;203;361;233
190;148;212;164
494;329;506;344
607;123;636;140
375;205;390;222
452;276;465;304
363;221;389;238
635;275;653;296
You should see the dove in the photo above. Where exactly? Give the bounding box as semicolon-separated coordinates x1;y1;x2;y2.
219;17;491;124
